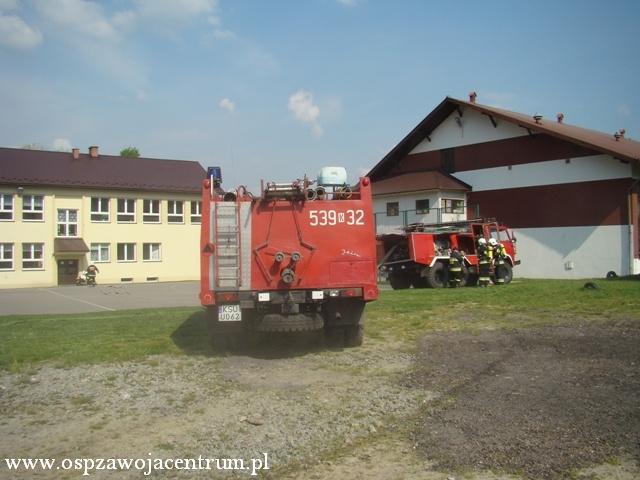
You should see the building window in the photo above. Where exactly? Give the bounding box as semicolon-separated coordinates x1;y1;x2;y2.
167;200;184;223
143;199;160;223
90;243;110;263
90;197;110;222
117;243;136;262
117;198;136;223
190;201;202;224
0;243;13;270
23;195;44;221
442;199;465;214
0;194;13;221
143;243;161;262
415;199;430;214
57;209;78;237
22;243;44;270
386;202;399;217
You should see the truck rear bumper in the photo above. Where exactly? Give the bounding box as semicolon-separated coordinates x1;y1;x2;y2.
201;286;378;307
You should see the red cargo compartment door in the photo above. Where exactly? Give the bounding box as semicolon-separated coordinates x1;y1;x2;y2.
329;260;375;286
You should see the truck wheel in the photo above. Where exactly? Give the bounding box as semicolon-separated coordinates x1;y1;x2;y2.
426;261;447;288
502;263;513;284
389;274;411;290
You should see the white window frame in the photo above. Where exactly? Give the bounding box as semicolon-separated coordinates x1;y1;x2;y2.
117;243;136;262
0;194;13;221
442;198;465;214
167;200;184;224
22;195;44;221
57;209;78;237
90;243;110;263
0;243;14;270
22;243;44;270
90;197;110;222
117;198;136;223
143;199;160;224
142;243;161;262
190;201;202;224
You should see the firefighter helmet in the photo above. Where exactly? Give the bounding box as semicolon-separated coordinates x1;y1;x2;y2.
488;238;498;246
478;237;487;245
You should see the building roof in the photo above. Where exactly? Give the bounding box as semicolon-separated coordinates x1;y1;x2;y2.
368;96;640;180
0;147;206;194
372;170;471;196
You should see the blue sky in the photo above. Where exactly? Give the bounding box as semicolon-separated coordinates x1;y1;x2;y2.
1;0;639;190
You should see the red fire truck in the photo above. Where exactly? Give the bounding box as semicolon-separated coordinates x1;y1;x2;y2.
377;219;519;289
199;167;379;349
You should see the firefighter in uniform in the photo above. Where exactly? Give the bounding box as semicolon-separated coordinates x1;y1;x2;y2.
448;247;465;288
490;238;507;285
477;237;492;287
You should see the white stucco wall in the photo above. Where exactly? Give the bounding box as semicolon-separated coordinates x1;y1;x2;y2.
373;191;467;234
410;107;527;154
513;225;635;278
455;154;632;192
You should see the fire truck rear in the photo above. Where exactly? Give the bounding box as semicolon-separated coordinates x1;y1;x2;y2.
199;167;379;348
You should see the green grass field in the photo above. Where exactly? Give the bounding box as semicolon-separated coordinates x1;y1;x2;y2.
1;278;639;371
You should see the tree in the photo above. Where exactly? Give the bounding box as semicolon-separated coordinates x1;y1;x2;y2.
120;146;140;158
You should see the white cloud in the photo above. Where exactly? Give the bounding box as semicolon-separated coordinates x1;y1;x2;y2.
0;14;42;50
35;0;118;40
53;137;72;151
618;104;631;116
213;28;234;39
135;0;216;25
337;0;361;6
288;90;323;137
219;98;235;113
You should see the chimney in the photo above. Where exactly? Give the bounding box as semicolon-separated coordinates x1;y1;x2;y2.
533;114;543;124
556;113;564;124
469;91;477;103
72;148;80;160
89;145;99;158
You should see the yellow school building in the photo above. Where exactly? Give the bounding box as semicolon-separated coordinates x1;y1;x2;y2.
0;146;206;288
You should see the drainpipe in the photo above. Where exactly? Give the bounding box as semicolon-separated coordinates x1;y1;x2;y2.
628;179;640;275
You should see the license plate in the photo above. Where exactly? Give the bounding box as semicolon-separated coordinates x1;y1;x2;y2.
218;304;242;322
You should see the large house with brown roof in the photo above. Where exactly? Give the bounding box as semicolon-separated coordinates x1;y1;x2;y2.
0;146;206;288
368;94;640;279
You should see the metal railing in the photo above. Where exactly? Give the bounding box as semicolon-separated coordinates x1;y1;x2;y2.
374;204;480;234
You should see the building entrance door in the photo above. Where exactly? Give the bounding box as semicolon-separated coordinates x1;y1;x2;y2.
57;259;79;285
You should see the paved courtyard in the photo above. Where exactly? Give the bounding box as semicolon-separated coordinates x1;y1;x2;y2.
0;281;201;315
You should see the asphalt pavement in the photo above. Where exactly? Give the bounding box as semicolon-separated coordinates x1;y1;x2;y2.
0;281;201;315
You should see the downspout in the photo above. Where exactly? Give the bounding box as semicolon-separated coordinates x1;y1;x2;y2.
628;178;640;275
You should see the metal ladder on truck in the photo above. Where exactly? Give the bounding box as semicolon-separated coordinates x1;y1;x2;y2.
214;201;242;289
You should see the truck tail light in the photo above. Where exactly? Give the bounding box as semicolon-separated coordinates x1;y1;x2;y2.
341;288;363;297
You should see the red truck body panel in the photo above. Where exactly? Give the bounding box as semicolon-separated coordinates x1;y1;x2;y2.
200;178;379;306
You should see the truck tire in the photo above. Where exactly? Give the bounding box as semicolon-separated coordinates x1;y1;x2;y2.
411;273;429;288
502;263;513;284
426;261;447;288
389;273;411;290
